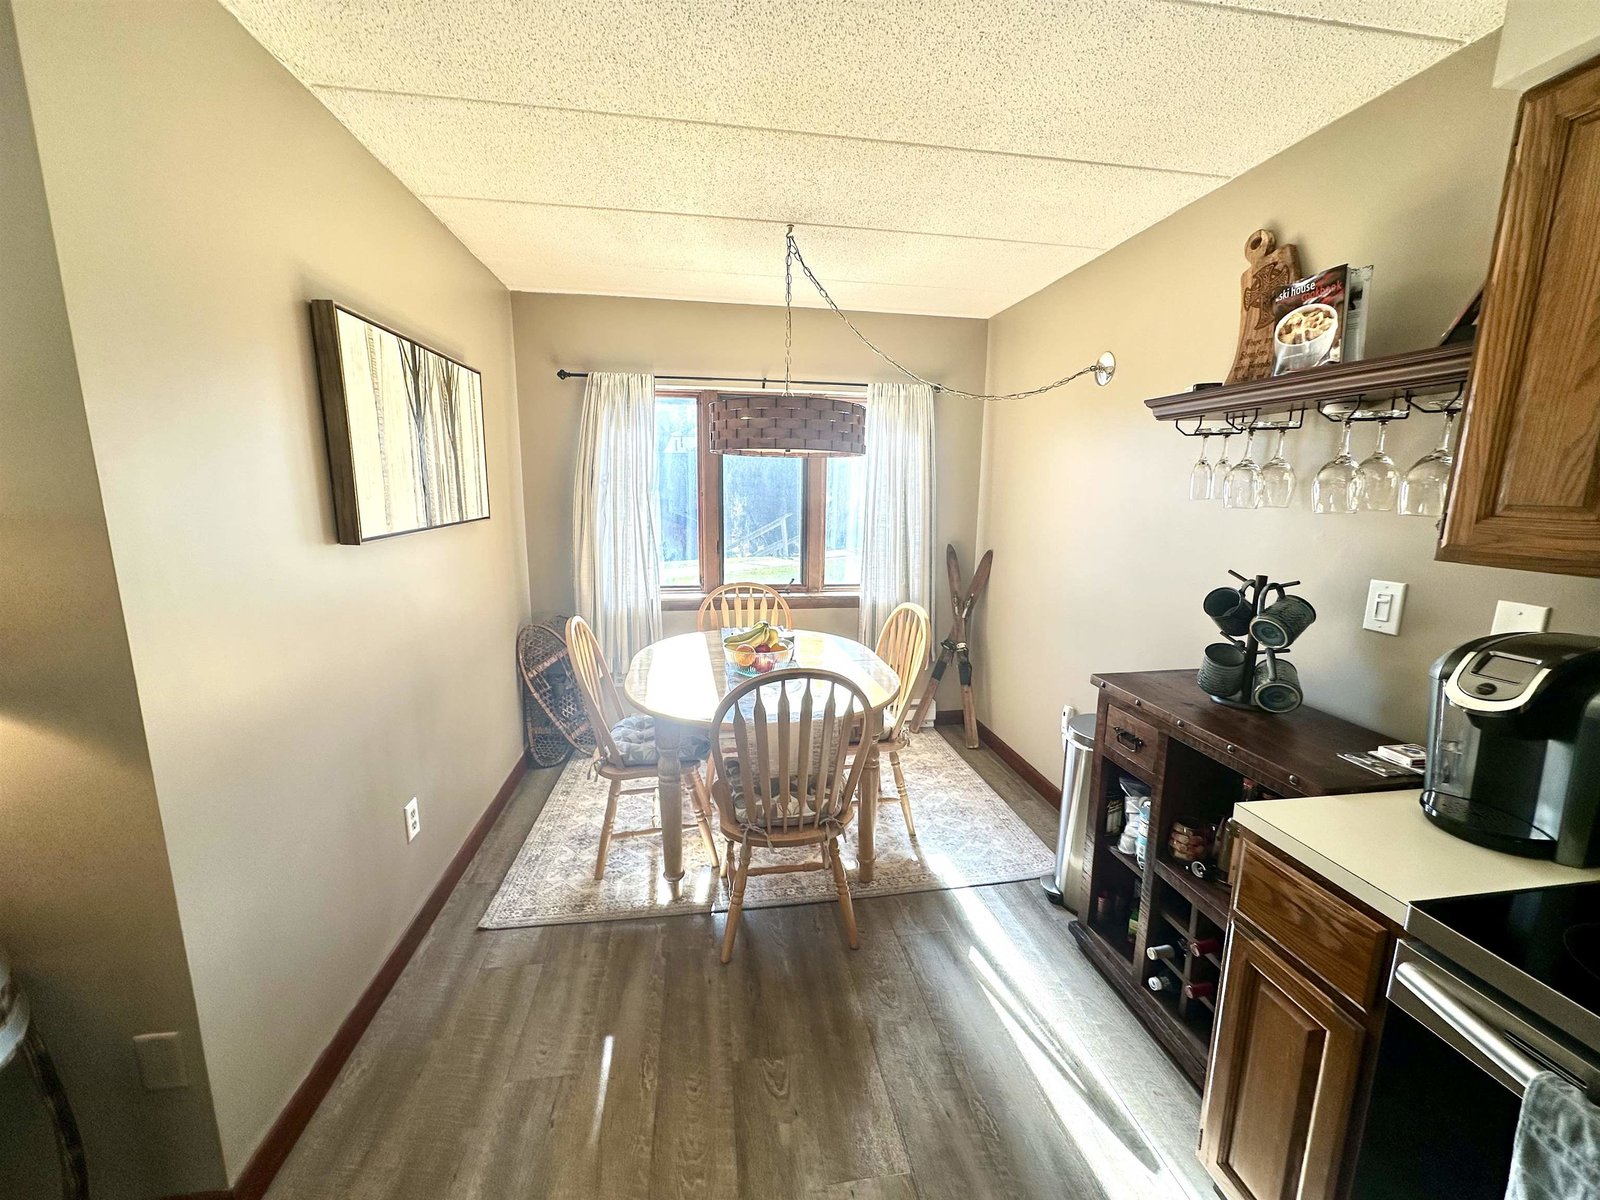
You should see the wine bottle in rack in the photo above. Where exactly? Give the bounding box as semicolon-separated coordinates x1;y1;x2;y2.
1187;936;1223;958
1146;943;1178;962
1147;974;1177;994
1184;980;1216;1000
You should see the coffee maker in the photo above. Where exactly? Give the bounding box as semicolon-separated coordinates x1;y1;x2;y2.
1422;632;1600;866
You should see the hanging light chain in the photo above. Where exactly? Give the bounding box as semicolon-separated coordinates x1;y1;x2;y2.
783;231;795;396
783;226;1111;401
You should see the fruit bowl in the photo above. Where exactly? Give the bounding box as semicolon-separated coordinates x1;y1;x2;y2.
722;624;795;676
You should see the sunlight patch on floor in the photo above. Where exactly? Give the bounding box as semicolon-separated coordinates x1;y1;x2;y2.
945;880;1205;1200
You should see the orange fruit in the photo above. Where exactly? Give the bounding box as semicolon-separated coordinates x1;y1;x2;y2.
734;646;756;668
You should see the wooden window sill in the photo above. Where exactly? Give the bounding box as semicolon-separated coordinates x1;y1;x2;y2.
661;591;860;612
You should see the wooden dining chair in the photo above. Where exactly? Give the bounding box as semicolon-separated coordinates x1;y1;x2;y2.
564;616;720;879
696;582;793;632
862;602;932;838
709;670;878;962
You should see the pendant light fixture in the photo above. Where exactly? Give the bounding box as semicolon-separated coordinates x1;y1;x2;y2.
708;227;1117;458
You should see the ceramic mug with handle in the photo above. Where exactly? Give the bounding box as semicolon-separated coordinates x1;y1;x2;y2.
1198;641;1248;698
1253;654;1303;713
1251;595;1317;648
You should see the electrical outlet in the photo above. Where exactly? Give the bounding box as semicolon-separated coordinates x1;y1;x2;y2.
404;797;421;842
1492;600;1551;635
133;1032;188;1091
1363;580;1408;636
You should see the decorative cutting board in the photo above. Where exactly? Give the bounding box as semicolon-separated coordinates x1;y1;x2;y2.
1227;229;1302;384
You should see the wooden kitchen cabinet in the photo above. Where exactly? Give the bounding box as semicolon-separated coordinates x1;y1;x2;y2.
1200;925;1366;1200
1200;839;1395;1200
1438;55;1600;576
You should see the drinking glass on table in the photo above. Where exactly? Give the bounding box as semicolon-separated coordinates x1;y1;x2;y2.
1188;433;1215;501
1399;411;1458;518
1223;429;1263;509
1354;419;1400;512
1259;428;1296;508
1313;420;1358;514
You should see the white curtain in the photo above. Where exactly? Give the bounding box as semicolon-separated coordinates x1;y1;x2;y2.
858;382;936;645
572;371;662;669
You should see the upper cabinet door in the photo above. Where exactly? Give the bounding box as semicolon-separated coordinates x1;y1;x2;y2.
1439;58;1600;577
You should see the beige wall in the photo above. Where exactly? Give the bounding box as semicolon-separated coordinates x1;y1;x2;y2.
0;4;226;1194
13;0;530;1181
978;34;1600;779
1496;0;1600;91
511;292;986;703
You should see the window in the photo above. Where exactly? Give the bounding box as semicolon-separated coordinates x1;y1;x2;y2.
654;389;865;597
656;394;700;587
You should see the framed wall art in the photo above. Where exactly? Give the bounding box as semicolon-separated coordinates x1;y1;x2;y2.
310;300;490;544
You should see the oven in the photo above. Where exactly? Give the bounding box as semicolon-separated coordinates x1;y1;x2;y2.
1349;940;1600;1199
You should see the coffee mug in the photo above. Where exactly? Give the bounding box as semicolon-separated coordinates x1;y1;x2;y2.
1203;586;1254;637
1197;642;1248;698
1251;595;1317;648
1253;655;1303;713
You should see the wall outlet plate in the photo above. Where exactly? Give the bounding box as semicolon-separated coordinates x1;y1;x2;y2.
1363;580;1408;636
404;797;421;842
1492;600;1552;634
133;1032;188;1091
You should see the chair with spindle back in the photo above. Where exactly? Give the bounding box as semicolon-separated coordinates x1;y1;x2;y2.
564;616;720;879
860;602;931;837
709;669;878;962
696;582;793;633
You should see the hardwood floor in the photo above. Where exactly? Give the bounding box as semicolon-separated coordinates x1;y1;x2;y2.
265;731;1212;1200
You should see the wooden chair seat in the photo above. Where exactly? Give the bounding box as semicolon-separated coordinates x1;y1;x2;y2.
709;670;878;962
566;616;722;880
846;604;930;839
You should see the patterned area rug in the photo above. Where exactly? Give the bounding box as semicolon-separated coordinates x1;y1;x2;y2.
480;732;1055;929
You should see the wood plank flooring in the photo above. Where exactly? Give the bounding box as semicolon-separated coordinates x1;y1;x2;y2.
265;732;1213;1200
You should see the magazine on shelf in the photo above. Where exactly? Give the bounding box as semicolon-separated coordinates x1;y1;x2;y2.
1270;264;1372;375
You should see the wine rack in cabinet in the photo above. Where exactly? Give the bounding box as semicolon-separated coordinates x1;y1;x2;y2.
1068;670;1410;1088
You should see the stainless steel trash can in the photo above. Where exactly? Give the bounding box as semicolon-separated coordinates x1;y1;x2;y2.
1042;709;1097;911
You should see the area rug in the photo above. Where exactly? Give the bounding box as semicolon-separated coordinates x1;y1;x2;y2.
479;731;1055;929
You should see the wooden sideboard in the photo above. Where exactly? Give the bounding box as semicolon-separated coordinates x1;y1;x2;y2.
1070;670;1410;1086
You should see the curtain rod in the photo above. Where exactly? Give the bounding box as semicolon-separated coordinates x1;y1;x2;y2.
554;369;935;392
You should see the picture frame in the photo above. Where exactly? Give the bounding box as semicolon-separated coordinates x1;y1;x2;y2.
309;300;491;544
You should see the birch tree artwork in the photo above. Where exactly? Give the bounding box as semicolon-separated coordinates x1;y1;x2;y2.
314;302;490;543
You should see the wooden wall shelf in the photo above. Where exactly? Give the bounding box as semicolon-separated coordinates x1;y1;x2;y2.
1144;343;1474;423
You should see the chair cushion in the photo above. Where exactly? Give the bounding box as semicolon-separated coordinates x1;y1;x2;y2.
718;755;840;824
607;715;711;767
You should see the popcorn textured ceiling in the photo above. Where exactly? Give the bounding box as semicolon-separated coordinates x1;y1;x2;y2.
222;0;1503;317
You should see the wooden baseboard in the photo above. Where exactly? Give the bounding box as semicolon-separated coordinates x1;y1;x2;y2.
974;720;1060;807
216;754;529;1200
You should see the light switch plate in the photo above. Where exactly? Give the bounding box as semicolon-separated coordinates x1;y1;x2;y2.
133;1032;188;1091
404;797;421;842
1363;580;1408;636
1492;600;1551;635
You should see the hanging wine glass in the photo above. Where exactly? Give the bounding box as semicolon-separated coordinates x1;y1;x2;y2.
1212;434;1234;502
1399;410;1458;518
1354;419;1400;512
1188;432;1215;501
1224;428;1263;509
1259;427;1296;508
1313;420;1358;514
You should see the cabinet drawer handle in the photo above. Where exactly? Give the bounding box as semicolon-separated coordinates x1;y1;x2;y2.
1113;726;1145;753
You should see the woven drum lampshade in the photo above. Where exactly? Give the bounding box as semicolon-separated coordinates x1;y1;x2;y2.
707;392;866;457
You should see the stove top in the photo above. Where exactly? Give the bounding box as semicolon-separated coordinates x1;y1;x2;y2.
1407;880;1600;1053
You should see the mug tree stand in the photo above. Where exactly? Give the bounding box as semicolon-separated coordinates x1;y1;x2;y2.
1209;571;1297;711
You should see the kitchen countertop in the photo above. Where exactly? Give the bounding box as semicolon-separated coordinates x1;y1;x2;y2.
1234;789;1600;924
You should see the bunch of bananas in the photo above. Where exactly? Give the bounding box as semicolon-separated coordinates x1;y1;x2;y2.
723;622;780;649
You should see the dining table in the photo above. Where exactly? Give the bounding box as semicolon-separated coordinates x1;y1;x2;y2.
624;628;901;896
